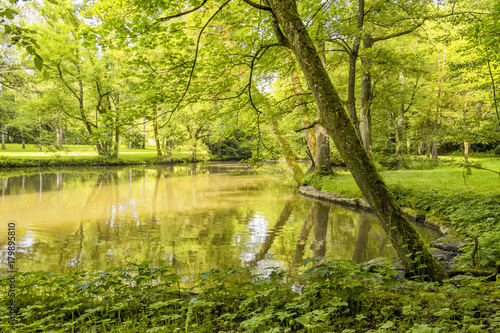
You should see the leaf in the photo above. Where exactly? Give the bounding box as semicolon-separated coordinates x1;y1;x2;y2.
34;57;43;71
4;9;18;19
47;0;59;4
43;71;51;80
295;316;309;325
380;320;394;329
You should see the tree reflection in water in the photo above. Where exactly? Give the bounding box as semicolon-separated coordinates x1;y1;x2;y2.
0;163;439;281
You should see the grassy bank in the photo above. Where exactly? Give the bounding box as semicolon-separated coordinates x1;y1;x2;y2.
313;157;500;197
303;156;500;269
0;143;231;168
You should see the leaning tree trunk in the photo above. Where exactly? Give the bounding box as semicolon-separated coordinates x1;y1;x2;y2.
271;122;306;184
266;0;444;281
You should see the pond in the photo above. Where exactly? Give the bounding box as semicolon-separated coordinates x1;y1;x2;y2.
0;162;440;281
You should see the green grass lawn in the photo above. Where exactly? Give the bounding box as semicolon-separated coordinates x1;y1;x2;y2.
315;156;500;197
0;143;159;160
0;143;214;166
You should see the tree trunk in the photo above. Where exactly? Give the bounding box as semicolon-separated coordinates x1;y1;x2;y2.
394;116;401;155
21;134;25;149
464;141;469;162
267;0;444;281
56;126;61;148
433;47;446;159
347;52;360;136
1;124;5;149
166;139;172;162
359;37;374;155
316;125;332;173
142;117;146;149
432;141;438;158
346;0;364;137
395;73;406;155
271;121;306;184
153;115;162;157
129;125;133;149
113;128;119;158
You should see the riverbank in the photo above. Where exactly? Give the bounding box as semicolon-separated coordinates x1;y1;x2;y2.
0;143;239;169
300;160;500;271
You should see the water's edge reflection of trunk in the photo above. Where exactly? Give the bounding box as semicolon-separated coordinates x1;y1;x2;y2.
352;213;372;262
290;203;315;274
248;190;300;266
312;202;330;260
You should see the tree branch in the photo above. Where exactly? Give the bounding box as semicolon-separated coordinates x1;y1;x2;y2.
295;121;318;132
157;0;209;21
248;43;280;114
156;0;232;130
242;0;272;11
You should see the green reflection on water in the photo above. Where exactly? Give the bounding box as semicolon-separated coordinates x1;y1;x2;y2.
0;162;440;281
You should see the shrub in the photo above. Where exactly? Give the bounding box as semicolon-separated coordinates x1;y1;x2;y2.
495;144;500;157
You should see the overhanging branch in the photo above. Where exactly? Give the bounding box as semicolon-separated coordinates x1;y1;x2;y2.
242;0;272;11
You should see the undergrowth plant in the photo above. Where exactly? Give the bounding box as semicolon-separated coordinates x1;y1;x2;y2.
1;260;499;332
390;185;500;269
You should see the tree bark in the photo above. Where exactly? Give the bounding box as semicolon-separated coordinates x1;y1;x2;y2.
266;0;445;281
153;114;162;157
1;124;5;149
433;47;446;159
166;139;172;161
142;117;146;149
346;0;364;136
316;125;332;173
129;125;133;149
464;141;469;162
359;37;374;155
113;128;119;158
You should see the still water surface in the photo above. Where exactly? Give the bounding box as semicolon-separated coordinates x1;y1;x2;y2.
0;162;440;280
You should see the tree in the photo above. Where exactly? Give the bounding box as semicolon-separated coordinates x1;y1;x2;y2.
244;0;444;281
